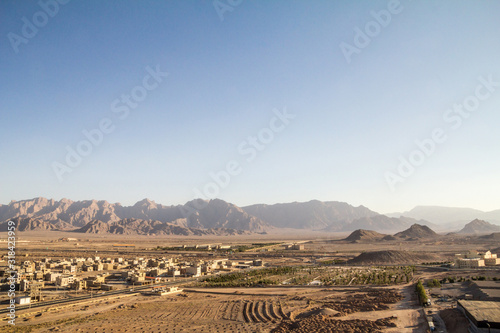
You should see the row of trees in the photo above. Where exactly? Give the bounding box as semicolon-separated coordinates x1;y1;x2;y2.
416;280;428;305
319;266;414;286
199;266;299;287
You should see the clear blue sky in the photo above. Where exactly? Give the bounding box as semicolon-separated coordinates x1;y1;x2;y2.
1;0;499;213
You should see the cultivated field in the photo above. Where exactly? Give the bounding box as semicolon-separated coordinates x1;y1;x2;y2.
1;285;426;333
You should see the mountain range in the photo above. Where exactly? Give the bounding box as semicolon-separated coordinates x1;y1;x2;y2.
0;198;269;235
388;206;500;227
1;197;498;236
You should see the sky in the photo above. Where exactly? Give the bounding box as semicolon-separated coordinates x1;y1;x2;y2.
1;0;500;214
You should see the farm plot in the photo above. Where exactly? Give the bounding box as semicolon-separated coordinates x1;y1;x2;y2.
241;300;286;323
3;286;407;333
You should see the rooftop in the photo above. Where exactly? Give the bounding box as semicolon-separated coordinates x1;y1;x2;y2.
458;300;500;324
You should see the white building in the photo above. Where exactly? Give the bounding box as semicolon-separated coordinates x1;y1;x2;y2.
456;258;485;268
15;296;31;305
455;250;500;268
482;251;500;266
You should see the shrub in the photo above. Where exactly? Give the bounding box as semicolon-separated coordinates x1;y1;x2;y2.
427;279;441;288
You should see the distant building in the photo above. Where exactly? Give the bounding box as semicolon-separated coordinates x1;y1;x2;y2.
483;251;500;266
253;259;263;266
101;284;118;291
56;275;75;287
82;265;94;272
44;272;61;282
286;244;304;250
71;279;87;291
15;296;31;305
186;265;201;277
456;250;500;268
131;272;146;283
456;258;485;268
20;280;30;292
103;263;114;270
93;263;103;271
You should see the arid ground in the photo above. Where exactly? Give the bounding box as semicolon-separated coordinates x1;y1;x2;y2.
2;231;496;332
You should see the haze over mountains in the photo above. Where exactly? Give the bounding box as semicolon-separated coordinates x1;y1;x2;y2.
1;198;499;236
388;206;500;227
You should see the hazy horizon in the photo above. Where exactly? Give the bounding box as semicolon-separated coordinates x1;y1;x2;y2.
2;1;500;214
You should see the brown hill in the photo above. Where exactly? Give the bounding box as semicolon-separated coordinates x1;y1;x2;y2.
348;250;442;265
480;233;500;241
458;219;500;235
343;229;388;242
394;224;439;240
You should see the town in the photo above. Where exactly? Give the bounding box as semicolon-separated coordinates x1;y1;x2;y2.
1;234;499;332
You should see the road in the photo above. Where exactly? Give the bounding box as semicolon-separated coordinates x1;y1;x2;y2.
0;267;258;315
0;278;197;315
426;293;448;333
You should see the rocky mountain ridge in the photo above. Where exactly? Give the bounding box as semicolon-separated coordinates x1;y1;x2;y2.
1;198;482;235
0;198;270;234
458;219;500;235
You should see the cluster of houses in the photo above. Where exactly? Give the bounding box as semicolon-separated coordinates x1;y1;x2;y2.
1;255;264;303
455;250;500;268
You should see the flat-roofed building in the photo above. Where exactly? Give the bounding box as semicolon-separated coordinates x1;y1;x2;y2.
44;272;61;282
482;251;500;266
186;265;201;277
456;258;485;268
71;279;87;291
82;265;94;272
103;263;114;270
485;258;500;266
457;300;500;332
15;296;31;305
56;275;75;287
